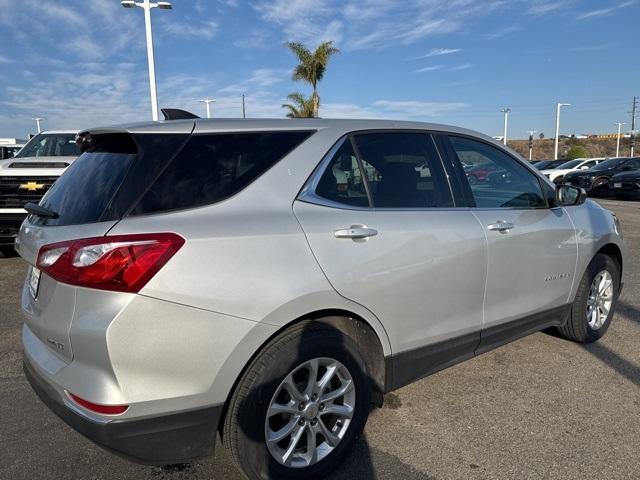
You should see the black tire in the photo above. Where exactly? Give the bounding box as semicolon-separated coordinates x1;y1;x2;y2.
222;321;371;480
0;245;16;258
590;178;609;197
467;174;478;185
557;254;620;343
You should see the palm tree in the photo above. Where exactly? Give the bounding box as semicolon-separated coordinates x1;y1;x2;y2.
282;93;315;118
286;41;339;118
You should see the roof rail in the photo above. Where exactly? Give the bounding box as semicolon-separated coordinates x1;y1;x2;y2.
161;108;200;120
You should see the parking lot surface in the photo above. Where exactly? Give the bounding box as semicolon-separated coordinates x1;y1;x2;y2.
1;199;638;480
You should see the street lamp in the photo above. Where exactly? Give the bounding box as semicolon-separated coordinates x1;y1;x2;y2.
199;99;216;118
500;108;511;145
614;122;626;157
121;0;173;121
527;130;537;161
554;103;571;160
32;117;44;133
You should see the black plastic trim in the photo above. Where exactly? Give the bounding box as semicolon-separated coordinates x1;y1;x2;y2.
385;304;570;392
23;358;222;466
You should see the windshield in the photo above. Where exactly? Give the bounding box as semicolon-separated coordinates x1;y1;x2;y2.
534;161;551;169
591;158;624;171
15;133;80;158
557;159;582;169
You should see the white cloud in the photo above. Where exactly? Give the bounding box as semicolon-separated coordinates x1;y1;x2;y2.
450;63;473;71
526;1;569;16
161;19;219;40
577;1;636;20
233;29;272;48
411;48;461;60
414;65;444;73
321;99;468;119
253;0;507;50
485;25;521;39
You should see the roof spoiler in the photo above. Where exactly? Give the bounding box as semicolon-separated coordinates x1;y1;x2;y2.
161;108;200;120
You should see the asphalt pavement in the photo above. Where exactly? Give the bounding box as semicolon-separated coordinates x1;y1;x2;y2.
1;199;638;480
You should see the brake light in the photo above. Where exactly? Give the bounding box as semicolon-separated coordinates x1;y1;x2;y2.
36;233;184;293
67;392;129;415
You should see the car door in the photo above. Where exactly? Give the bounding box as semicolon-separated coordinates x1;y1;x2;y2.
440;134;578;353
294;131;487;388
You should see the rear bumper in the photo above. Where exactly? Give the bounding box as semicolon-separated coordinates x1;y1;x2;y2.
23;356;223;465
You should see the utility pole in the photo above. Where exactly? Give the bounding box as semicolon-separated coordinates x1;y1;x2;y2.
501;108;511;145
199;98;216;118
121;1;173;121
527;130;537;161
554;103;571;160
33;117;44;133
630;96;637;157
614;122;626;157
242;94;246;118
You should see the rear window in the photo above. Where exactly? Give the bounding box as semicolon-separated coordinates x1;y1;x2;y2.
34;134;188;226
130;131;313;215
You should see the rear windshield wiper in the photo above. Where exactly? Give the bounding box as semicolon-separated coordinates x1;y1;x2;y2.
24;202;59;219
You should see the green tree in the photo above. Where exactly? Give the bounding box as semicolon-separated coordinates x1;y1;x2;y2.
539;132;545;140
281;93;315;118
566;145;589;160
286;41;340;118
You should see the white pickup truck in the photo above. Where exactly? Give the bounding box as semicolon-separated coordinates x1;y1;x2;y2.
0;130;79;256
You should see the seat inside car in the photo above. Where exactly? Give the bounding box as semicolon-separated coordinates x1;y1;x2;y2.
376;162;434;207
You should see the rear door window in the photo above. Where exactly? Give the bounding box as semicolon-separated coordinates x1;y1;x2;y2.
352;132;452;208
130;131;313;215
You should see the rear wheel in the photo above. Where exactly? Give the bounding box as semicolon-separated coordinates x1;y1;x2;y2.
222;322;370;480
557;254;620;343
591;178;609;197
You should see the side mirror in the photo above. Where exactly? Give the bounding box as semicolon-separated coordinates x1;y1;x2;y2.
556;184;586;206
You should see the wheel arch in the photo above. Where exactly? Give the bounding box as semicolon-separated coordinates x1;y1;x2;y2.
217;309;388;435
597;243;623;278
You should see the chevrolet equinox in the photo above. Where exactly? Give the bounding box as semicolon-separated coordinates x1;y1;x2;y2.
17;119;626;480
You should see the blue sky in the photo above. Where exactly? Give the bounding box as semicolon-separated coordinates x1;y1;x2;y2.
0;0;638;139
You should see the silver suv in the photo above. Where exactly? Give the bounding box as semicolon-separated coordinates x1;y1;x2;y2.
18;119;626;480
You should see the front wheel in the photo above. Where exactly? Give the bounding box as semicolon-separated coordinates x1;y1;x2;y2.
223;322;370;480
557;254;620;343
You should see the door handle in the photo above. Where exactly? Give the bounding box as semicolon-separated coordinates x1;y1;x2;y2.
334;225;378;239
487;221;514;232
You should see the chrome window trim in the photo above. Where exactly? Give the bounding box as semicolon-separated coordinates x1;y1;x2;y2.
297;131;457;212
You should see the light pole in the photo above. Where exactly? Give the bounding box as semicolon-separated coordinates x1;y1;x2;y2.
554;103;571;160
33;118;44;133
614;122;626;157
242;94;246;119
121;1;173;121
501;108;511;145
199;99;216;118
527;130;537;161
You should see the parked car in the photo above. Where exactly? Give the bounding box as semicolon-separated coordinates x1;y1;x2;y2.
0;130;80;256
464;162;501;184
563;157;640;196
608;170;640;199
19;118;626;480
531;159;564;170
541;158;605;184
0;138;27;160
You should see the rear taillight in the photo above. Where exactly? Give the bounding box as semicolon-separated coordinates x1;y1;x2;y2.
36;233;185;293
67;392;129;415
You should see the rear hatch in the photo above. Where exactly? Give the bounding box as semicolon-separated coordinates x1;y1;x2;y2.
17;127;193;362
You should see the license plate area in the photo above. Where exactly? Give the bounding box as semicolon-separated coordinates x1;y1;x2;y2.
613;182;622;188
28;266;41;299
